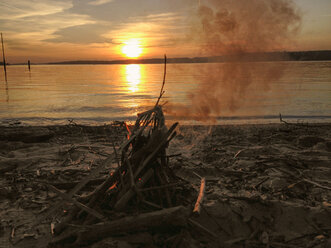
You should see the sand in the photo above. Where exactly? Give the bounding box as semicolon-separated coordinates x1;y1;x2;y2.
0;122;330;247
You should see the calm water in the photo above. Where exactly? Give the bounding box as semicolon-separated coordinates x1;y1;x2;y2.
0;61;330;125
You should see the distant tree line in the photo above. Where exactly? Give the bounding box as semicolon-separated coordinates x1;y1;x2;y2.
2;50;331;65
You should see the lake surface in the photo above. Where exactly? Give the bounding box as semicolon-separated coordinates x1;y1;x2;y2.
0;61;330;125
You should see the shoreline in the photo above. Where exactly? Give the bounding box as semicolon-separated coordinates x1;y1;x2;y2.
5;50;331;65
1;116;331;127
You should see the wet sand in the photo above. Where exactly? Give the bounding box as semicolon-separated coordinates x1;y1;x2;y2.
0;123;330;247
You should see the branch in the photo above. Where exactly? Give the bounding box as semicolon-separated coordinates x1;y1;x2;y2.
155;54;167;107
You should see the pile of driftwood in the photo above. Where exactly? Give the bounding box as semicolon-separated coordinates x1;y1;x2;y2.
45;111;208;247
44;56;209;247
47;105;208;247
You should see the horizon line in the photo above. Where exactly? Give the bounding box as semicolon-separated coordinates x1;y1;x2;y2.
2;49;331;65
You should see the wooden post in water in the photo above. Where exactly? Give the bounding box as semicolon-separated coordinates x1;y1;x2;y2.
28;60;31;71
1;33;7;81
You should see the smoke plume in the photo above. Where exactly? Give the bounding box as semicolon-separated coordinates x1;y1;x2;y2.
166;0;301;120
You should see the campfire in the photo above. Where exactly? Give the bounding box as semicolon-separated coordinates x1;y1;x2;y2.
45;57;208;247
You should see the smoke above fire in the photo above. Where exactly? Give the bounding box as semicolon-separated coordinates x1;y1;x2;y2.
166;0;301;120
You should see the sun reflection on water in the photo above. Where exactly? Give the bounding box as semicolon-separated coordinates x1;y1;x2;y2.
125;64;141;93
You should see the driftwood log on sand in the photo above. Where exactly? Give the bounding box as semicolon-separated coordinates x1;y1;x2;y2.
50;206;189;245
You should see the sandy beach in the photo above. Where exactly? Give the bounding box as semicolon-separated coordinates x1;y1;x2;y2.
0;122;330;247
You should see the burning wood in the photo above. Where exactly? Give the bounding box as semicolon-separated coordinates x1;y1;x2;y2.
46;105;197;246
46;57;209;247
193;177;206;215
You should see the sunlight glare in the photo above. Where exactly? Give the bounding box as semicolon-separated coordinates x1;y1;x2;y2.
121;39;143;58
125;64;141;93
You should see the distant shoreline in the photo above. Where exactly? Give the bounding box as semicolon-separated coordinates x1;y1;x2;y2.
3;50;331;66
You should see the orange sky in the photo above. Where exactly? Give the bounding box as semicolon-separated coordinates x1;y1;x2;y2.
0;0;330;63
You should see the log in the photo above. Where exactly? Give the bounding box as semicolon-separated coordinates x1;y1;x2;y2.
134;122;178;179
76;206;189;244
49;178;107;190
139;182;186;192
47;184;106;221
193;177;206;215
114;168;154;210
86;156;126;208
37;155;114;225
188;218;217;238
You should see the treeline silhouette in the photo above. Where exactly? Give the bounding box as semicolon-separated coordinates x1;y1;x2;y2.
2;50;331;65
48;50;331;65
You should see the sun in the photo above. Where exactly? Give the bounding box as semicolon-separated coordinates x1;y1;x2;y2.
121;39;143;58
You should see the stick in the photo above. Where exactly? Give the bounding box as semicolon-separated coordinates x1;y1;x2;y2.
139;182;186;192
302;178;331;191
1;33;7;81
47;178;106;190
134;122;178;179
193;177;205;215
276;168;331;191
188;218;217;238
114;168;154;210
155;54;167;107
155;168;172;207
37;155;114;224
124;154;144;202
279;113;309;127
76;206;189;244
279;113;288;124
112;141;124;187
142;200;163;209
47;184;106;221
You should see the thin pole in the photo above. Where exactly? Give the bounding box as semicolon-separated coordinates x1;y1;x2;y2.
28;60;31;71
1;33;7;81
155;54;167;107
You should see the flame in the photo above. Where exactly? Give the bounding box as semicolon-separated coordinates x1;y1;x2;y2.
108;182;117;190
125;122;131;140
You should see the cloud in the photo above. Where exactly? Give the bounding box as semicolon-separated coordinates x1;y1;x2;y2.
45;23;111;44
0;0;95;50
70;0;194;23
104;12;189;47
88;0;114;6
0;0;72;19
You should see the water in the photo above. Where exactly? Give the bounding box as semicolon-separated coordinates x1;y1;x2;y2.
0;61;330;125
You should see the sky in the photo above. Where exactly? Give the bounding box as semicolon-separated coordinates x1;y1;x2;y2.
0;0;330;63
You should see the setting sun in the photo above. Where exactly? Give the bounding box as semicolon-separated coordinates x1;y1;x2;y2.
121;39;143;58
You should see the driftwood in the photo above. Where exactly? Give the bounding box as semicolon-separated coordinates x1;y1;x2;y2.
45;56;216;247
78;206;188;244
36;154;114;226
114;168;154;210
193;177;206;215
47;184;106;221
188;218;217;238
50;206;188;245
